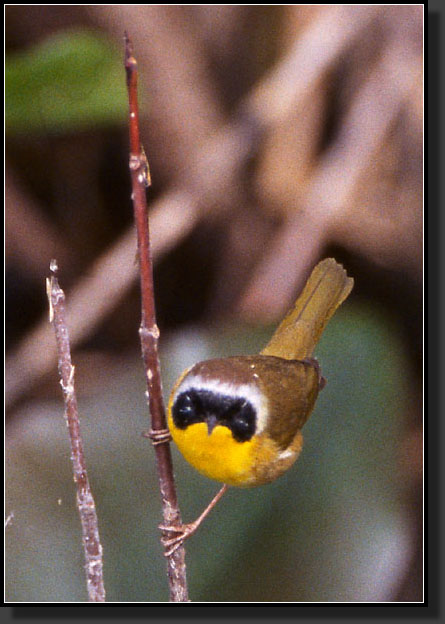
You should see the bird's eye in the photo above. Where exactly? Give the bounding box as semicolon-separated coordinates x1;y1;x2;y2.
172;391;202;429
227;401;256;442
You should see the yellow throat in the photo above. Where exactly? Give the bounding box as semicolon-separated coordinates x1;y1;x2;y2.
168;413;258;486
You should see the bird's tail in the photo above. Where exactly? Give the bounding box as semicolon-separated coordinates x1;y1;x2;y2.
261;258;354;360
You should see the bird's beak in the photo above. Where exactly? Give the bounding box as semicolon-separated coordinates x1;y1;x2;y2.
206;414;218;435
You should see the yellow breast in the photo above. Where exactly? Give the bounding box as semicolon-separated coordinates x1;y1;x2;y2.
168;413;299;487
168;415;261;486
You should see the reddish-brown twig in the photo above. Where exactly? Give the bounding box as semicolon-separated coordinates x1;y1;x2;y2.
124;33;188;602
47;261;106;602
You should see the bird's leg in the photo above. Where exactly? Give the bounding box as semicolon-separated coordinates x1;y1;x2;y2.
159;484;228;557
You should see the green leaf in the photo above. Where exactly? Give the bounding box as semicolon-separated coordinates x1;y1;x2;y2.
5;29;129;134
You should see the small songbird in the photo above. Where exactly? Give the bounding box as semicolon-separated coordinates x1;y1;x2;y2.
167;258;354;488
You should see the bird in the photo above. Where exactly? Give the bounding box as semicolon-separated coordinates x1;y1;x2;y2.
161;258;353;554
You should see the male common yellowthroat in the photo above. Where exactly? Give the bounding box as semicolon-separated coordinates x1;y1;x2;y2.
167;258;353;488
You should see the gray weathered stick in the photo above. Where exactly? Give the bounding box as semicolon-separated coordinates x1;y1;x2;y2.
47;261;106;602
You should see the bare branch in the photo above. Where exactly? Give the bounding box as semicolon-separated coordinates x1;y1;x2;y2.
124;33;189;603
47;262;106;603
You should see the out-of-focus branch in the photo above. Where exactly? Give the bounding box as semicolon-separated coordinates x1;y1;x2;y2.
89;5;224;177
89;6;381;208
246;5;380;126
238;40;422;320
6;165;72;276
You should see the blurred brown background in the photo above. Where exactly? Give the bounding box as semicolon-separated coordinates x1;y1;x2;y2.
6;6;423;603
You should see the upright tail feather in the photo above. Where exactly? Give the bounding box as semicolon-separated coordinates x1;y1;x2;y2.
261;258;354;360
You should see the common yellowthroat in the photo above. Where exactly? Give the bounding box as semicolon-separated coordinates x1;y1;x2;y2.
167;258;353;488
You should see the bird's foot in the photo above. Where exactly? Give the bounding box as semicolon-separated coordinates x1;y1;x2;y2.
159;520;201;557
158;484;228;557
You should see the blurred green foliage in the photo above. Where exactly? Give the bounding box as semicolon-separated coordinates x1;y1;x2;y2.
5;301;411;602
5;29;128;134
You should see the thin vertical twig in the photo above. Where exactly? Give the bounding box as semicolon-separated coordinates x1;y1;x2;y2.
47;261;106;603
124;33;189;602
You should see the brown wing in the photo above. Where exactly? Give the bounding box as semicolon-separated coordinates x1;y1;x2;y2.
253;356;320;450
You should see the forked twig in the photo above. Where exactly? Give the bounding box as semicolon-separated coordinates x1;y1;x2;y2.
47;261;106;602
124;33;189;602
